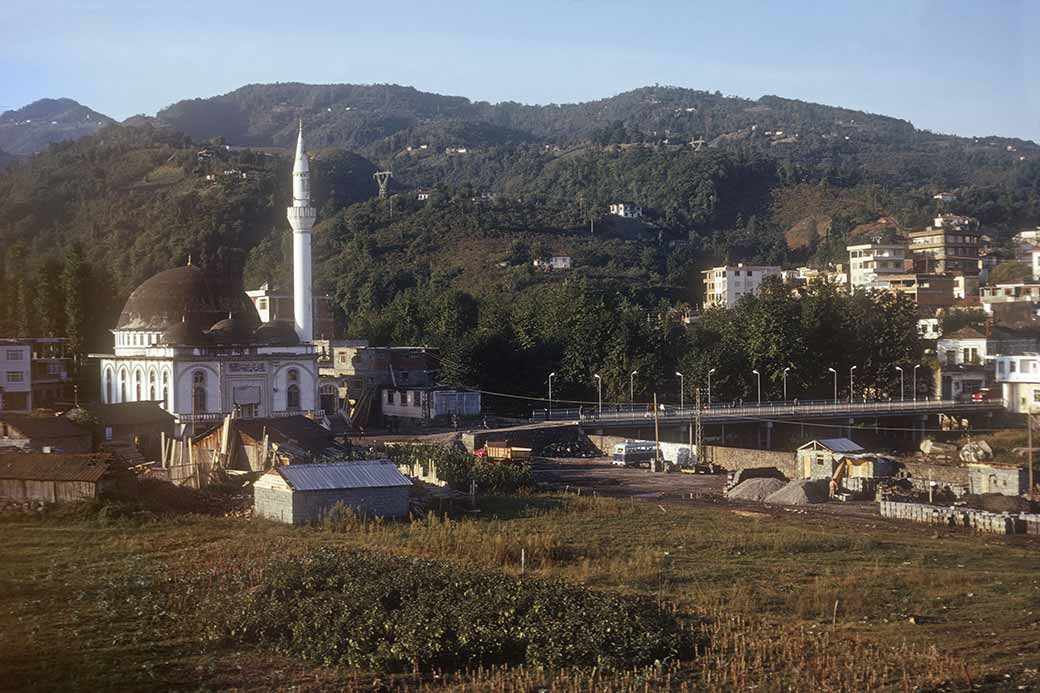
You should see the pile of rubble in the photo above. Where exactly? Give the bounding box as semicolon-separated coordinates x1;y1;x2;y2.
539;440;598;458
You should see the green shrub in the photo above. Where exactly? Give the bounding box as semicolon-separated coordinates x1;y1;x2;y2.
213;546;689;672
387;443;532;493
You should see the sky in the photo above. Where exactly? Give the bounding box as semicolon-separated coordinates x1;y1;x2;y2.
3;0;1039;140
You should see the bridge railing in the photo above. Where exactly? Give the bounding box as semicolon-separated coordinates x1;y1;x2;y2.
530;399;1003;423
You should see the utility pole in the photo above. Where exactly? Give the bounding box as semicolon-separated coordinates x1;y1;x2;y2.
694;387;705;468
653;392;662;472
1029;410;1035;499
373;171;393;198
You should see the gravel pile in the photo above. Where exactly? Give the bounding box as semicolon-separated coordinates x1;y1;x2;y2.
726;477;787;502
764;479;830;505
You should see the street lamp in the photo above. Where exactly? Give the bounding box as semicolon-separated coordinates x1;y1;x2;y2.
849;366;858;403
630;370;638;405
752;369;761;405
895;366;904;402
675;372;684;410
783;367;792;402
913;364;921;402
548;372;556;414
828;367;837;403
594;373;602;413
707;368;716;407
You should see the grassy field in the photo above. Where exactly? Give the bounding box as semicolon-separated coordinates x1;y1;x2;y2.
1;493;1038;691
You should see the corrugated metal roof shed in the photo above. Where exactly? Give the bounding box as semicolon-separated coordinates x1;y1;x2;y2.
276;460;412;491
0;453;113;482
816;438;865;453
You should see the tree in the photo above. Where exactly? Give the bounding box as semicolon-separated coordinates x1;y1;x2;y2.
63;243;91;358
35;257;66;337
987;262;1032;285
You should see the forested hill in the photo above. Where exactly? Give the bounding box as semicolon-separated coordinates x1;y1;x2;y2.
154;83;1039;158
0;98;115;155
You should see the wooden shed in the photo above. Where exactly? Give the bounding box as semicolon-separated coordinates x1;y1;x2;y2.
254;460;412;524
0;453;118;503
797;438;865;479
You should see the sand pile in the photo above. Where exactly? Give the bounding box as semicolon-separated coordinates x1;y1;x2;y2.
726;477;787;502
764;479;830;505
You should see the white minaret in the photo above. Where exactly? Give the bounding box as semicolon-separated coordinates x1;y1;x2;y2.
287;120;315;343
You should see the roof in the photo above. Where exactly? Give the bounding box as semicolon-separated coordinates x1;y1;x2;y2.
274;460;412;491
0;453;112;482
799;438;864;453
0;414;90;440
81;402;176;427
117;264;259;333
941;326;986;340
234;416;337;456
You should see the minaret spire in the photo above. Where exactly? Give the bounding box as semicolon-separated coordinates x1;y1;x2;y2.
287;120;316;343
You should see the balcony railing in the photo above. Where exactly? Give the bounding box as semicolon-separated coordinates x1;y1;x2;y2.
176;409;325;424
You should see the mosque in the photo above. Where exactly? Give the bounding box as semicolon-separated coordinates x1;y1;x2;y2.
93;125;320;429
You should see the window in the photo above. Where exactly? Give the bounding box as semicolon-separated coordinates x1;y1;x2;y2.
258;298;268;310
387;390;396;404
193;370;207;413
286;369;300;410
5;350;23;360
1011;361;1017;373
105;369;113;403
6;371;24;383
1033;390;1040;404
149;371;156;400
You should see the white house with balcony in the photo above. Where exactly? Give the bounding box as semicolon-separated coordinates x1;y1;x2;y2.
995;354;1040;413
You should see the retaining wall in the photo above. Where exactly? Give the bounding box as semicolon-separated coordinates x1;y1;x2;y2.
705;446;799;479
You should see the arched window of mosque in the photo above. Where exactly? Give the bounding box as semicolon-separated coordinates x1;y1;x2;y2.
105;369;113;403
119;369;128;402
287;369;301;411
148;371;156;400
162;371;170;409
193;370;207;413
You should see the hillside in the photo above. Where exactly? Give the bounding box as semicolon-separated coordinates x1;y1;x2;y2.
0;98;115;155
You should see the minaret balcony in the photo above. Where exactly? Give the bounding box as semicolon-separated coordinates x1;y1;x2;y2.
287;206;316;224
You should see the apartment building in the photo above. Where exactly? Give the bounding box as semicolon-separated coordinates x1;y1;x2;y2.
847;239;910;290
702;263;781;308
909;215;982;275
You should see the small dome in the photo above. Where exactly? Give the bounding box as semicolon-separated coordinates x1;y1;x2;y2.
161;321;210;345
253;321;301;346
206;316;256;344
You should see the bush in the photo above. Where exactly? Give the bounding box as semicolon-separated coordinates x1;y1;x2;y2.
387;443;532;493
213;546;689;672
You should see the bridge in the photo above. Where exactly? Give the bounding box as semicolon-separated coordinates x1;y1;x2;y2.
531;399;1005;427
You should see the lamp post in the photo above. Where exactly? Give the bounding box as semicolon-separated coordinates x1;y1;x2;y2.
594;373;602;413
849;366;858;403
707;368;716;407
675;371;684;410
913;364;921;402
895;366;904;402
630;370;638;406
752;369;761;405
548;371;556;414
783;367;792;402
828;367;838;403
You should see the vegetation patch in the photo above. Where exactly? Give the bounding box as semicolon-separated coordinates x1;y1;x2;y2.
211;546;690;672
387;442;533;493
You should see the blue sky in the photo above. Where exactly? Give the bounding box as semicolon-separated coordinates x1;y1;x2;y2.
3;0;1038;140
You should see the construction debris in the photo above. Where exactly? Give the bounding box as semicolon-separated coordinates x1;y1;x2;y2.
959;440;993;463
726;477;786;502
919;439;958;456
764;479;830;506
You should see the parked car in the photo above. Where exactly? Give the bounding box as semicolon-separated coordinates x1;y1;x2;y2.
971;388;1000;402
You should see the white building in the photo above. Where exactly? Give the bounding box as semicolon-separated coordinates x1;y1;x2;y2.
980;283;1040;315
91;124;321;431
533;256;572;271
917;318;941;340
1032;250;1040;281
609;202;643;219
0;340;31;412
847;239;910;290
382;387;481;425
702;263;781;308
995;354;1040;413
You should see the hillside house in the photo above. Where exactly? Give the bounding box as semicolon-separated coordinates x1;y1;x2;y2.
609;202;643;218
0;453;122;503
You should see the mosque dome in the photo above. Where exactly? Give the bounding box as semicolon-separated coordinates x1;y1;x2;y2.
253;321;301;346
160;320;210;346
206;315;258;344
116;265;260;333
